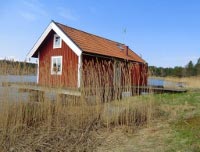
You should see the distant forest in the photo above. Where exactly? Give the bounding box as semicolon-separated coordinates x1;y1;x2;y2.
0;60;37;75
149;58;200;77
1;58;200;77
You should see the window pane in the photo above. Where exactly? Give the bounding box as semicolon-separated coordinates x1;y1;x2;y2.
57;58;61;72
55;37;60;45
53;58;57;72
53;34;62;48
51;56;62;75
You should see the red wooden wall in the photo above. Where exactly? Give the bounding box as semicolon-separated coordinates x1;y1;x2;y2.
131;63;148;86
37;31;147;89
82;54;148;88
38;31;78;88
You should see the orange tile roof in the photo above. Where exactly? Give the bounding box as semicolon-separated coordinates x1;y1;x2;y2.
56;22;146;63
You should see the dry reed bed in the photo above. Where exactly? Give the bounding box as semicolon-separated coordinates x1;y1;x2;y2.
0;94;157;151
0;60;36;75
0;61;154;151
155;76;200;89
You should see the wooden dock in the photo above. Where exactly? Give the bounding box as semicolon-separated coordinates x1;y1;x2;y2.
1;82;81;102
136;86;187;94
9;83;81;96
2;82;187;95
1;82;187;102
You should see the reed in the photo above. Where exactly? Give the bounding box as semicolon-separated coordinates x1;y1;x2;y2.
159;76;200;89
0;60;155;152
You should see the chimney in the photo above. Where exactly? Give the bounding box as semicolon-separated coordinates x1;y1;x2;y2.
125;45;128;56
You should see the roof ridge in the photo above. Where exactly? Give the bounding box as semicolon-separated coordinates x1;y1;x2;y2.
54;21;125;46
53;21;145;63
128;47;145;63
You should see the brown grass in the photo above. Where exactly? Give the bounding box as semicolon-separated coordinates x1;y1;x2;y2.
0;95;157;151
0;61;155;152
0;60;36;75
1;61;199;151
161;76;200;89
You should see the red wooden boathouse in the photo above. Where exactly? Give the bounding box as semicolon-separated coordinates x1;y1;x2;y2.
28;21;148;90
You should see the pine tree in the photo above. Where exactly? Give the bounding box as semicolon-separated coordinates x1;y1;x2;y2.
195;58;200;76
186;61;195;76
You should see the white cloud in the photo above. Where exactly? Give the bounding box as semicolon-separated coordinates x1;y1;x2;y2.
154;56;199;67
19;0;48;21
57;7;78;21
19;11;37;21
88;6;97;14
0;56;21;61
163;56;199;62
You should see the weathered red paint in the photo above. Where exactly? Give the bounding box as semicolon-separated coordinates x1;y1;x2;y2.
36;31;147;89
82;54;147;88
38;31;78;88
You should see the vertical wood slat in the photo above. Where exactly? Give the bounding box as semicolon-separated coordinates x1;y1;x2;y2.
39;31;78;88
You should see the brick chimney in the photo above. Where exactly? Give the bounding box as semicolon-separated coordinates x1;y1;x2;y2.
125;45;129;56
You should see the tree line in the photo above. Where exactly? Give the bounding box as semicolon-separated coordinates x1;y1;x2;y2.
0;60;37;75
149;58;200;77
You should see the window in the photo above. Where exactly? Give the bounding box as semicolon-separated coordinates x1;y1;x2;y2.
51;56;62;75
53;34;62;48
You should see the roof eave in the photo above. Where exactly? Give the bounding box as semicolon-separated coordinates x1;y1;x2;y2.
82;52;146;64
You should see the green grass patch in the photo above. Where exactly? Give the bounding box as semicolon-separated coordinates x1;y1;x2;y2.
169;115;200;151
152;92;200;105
137;92;200;151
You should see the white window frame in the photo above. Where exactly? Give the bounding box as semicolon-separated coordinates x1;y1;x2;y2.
53;34;62;48
51;56;63;75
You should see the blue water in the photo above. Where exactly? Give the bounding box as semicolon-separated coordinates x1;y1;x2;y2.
0;75;182;88
0;75;37;83
148;78;186;88
0;76;185;103
0;75;37;102
0;75;60;103
148;78;164;87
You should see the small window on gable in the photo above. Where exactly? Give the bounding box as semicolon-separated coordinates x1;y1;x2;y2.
51;56;62;75
53;34;62;48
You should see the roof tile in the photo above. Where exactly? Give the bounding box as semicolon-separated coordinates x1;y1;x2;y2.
56;22;145;63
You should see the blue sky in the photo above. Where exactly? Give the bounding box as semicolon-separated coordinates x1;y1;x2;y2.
1;0;200;67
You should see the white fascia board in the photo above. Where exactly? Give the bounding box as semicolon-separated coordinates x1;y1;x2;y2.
51;22;82;56
37;52;40;84
27;23;52;58
27;22;82;58
77;55;82;88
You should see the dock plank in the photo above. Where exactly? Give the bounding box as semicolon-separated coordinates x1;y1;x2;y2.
10;83;81;96
137;86;187;93
4;82;187;99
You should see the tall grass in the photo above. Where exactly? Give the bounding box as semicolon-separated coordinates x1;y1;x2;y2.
0;60;156;151
159;76;200;89
0;60;36;75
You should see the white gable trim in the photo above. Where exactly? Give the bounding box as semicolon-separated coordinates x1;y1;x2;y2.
27;21;82;58
77;55;82;88
27;21;82;88
27;23;52;58
51;23;82;56
37;52;40;84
